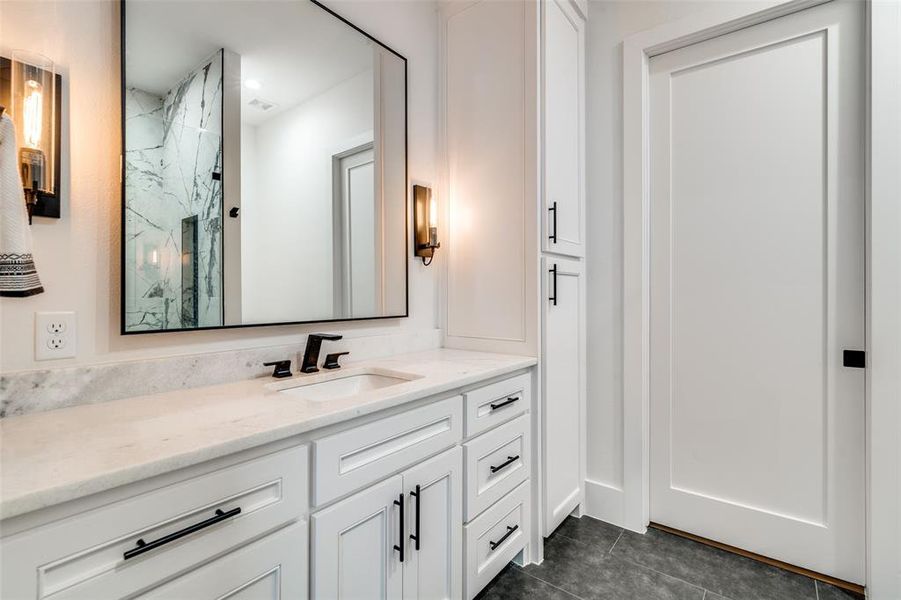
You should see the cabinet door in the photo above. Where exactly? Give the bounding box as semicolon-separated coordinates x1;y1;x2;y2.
542;0;585;258
402;447;463;600
542;256;586;535
135;522;307;599
312;475;404;600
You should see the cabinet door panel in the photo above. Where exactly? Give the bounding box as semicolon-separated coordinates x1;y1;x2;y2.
402;447;463;600
542;256;586;535
136;522;307;599
542;0;585;257
312;475;404;600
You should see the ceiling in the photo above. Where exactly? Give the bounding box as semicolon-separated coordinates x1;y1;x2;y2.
125;0;378;124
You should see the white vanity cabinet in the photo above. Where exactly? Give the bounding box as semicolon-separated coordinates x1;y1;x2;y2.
0;359;536;600
311;447;463;600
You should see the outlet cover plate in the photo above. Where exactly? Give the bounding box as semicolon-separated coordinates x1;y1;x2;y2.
35;311;76;360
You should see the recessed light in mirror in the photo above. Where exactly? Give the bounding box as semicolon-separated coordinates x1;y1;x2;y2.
244;79;262;90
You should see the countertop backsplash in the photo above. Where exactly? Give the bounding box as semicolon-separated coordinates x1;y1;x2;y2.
0;329;442;418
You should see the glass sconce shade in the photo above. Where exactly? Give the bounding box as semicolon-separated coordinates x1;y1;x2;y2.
11;51;56;196
413;184;440;266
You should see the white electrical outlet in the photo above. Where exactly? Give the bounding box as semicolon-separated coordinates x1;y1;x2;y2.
35;311;77;360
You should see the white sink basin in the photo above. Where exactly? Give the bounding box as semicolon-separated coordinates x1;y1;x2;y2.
275;368;420;401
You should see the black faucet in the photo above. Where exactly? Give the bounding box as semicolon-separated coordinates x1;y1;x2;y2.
301;333;343;373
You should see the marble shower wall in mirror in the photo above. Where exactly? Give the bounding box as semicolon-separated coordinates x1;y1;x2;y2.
122;0;408;333
124;52;224;330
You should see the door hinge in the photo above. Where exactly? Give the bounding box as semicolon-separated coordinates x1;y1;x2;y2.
842;350;866;368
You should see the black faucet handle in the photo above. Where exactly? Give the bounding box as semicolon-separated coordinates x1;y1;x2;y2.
263;360;292;378
313;333;343;341
323;352;350;370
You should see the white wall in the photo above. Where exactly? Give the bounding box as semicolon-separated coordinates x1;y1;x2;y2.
584;0;715;521
0;0;441;373
241;69;373;323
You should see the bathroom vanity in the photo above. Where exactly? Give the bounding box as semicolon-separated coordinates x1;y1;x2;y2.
0;350;538;599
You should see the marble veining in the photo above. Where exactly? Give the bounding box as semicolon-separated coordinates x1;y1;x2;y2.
0;329;442;418
0;348;537;520
124;51;224;331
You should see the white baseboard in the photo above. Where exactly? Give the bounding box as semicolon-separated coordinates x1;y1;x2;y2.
583;478;646;534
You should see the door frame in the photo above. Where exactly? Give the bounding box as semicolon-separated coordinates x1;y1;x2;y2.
619;0;901;595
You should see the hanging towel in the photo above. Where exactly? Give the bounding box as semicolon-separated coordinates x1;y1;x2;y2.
0;111;44;296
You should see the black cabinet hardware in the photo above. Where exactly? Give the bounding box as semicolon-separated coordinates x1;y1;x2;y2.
228;206;240;218
394;493;405;562
323;351;350;370
549;264;558;306
410;484;421;550
490;396;519;411
263;360;292;378
123;507;241;560
490;455;520;474
843;350;866;368
548;201;558;244
489;525;519;551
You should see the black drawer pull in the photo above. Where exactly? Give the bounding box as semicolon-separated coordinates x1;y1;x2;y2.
490;455;520;474
123;507;241;560
490;396;519;411
394;493;405;562
489;525;519;551
548;201;558;244
410;485;421;550
549;264;558;306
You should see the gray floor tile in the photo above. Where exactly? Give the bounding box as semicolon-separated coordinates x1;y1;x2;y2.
551;515;624;553
815;581;865;600
475;565;579;600
611;528;817;600
524;532;705;600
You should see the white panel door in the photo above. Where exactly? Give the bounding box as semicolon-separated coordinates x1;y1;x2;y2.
402;447;463;600
542;256;586;535
542;0;585;258
312;475;404;599
649;1;865;582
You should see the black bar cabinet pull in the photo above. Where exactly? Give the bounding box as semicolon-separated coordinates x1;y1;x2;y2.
394;493;405;562
843;349;866;368
410;485;421;550
549;201;558;243
489;525;519;551
490;396;519;411
549;264;558;306
123;507;241;560
490;455;520;474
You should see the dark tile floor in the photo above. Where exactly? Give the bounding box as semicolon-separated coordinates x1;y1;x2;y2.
477;516;862;600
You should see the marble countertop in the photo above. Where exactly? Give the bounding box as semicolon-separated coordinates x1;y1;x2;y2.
0;349;536;521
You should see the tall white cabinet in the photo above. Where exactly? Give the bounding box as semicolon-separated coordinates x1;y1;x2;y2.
442;0;587;541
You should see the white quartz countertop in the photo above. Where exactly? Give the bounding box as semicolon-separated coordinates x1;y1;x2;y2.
0;349;536;521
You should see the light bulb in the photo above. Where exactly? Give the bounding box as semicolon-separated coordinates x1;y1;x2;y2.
23;79;43;149
429;194;438;228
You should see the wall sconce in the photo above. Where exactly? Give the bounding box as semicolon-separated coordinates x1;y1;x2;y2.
1;51;62;224
413;184;440;266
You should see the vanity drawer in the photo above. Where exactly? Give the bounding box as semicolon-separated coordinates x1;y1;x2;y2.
312;395;463;506
464;480;531;600
0;444;308;600
464;413;530;521
464;373;530;437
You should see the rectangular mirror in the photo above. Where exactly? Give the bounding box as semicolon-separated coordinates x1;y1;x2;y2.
121;0;407;333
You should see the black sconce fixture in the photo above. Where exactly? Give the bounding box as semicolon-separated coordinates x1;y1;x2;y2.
1;52;62;224
413;184;439;266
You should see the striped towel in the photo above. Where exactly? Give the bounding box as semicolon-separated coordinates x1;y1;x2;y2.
0;112;43;296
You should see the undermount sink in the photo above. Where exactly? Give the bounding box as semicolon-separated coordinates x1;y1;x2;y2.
275;368;421;401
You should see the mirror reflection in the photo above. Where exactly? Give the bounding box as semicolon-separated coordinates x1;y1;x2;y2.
123;0;407;333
